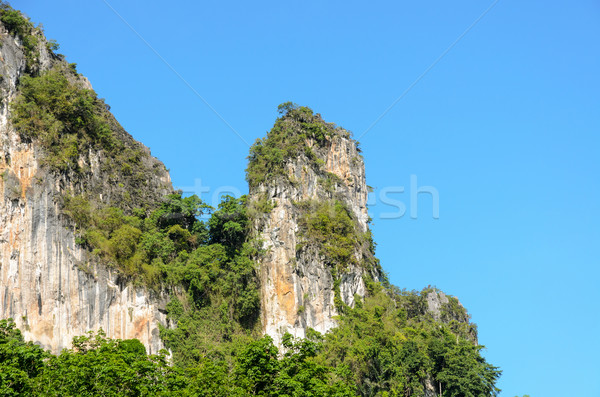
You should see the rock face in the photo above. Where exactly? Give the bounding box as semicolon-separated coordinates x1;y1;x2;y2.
248;109;381;345
424;288;477;343
0;20;172;353
426;289;451;322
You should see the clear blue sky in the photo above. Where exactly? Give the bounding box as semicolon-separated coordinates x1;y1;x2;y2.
11;1;600;395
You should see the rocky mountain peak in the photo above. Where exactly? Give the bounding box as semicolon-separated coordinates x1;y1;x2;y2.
247;103;382;345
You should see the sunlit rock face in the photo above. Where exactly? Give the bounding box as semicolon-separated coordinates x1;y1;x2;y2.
0;21;172;354
249;119;381;346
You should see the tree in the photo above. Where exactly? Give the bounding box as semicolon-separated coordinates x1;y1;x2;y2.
209;195;248;250
275;331;355;396
34;330;187;396
277;101;299;115
234;335;280;395
0;319;48;396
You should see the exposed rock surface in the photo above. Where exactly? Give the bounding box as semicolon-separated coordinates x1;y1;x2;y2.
425;287;477;344
249;114;381;345
426;288;451;322
0;20;172;353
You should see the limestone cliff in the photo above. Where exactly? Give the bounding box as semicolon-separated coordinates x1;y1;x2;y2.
0;13;172;353
247;105;382;345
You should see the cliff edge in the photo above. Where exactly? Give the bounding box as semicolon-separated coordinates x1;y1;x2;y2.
0;7;172;353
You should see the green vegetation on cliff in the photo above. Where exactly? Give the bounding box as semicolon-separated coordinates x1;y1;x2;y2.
62;192;263;367
10;65;166;208
12;66;114;171
296;199;376;270
318;285;498;396
246;102;350;188
0;2;43;72
4;0;167;212
295;198;381;312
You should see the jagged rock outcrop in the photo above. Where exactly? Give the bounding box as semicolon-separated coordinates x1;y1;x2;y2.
426;288;452;322
248;106;381;345
424;287;478;343
0;15;172;353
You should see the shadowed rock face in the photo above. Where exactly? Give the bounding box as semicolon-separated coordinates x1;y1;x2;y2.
0;21;172;353
249;116;381;346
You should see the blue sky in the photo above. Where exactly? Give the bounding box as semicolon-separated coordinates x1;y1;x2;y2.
11;1;600;395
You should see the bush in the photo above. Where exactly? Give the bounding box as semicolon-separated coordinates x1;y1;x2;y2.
11;67;114;171
297;199;359;268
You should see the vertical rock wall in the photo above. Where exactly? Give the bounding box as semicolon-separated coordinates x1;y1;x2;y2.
0;22;172;354
250;124;380;345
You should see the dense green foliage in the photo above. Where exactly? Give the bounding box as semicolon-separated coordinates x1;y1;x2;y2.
36;332;186;396
0;320;356;396
0;320;186;396
297;199;372;269
233;332;356;396
63;192;210;285
317;285;500;396
0;319;48;396
1;285;500;397
246;103;347;187
158;196;263;367
10;66;155;186
62;192;263;367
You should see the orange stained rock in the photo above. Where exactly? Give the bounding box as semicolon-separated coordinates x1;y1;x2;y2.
274;261;297;325
12;147;36;200
133;316;148;339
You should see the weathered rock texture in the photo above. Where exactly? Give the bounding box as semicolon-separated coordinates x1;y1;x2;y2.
425;287;478;343
249;112;381;345
0;20;172;353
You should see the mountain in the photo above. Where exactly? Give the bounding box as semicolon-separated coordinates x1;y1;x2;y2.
0;4;500;396
247;103;382;345
0;4;171;354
